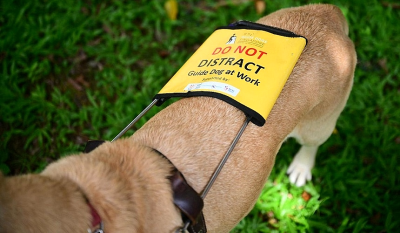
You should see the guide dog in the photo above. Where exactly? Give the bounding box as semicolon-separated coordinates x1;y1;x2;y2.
0;4;356;233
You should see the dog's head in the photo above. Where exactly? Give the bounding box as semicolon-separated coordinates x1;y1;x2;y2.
0;172;91;232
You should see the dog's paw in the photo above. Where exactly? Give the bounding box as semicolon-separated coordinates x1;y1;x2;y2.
287;161;312;187
286;146;317;187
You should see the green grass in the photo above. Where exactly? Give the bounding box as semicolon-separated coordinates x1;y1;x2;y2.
1;0;399;232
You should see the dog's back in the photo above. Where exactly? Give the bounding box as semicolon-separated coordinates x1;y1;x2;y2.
133;4;356;232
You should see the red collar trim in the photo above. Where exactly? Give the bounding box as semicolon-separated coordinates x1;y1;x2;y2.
88;202;102;227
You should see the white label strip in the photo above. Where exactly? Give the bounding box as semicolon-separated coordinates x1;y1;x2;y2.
184;82;240;97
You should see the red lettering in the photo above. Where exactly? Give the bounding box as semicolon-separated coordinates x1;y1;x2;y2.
245;48;257;56
222;46;232;54
257;51;267;59
234;46;246;54
213;46;267;59
212;47;222;55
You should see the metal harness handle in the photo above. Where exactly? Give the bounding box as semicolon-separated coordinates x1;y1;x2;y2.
108;100;251;233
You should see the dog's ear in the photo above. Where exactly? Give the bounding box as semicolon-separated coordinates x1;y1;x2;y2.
0;174;92;232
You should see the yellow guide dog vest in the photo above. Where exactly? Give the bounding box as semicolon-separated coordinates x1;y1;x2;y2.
155;20;307;126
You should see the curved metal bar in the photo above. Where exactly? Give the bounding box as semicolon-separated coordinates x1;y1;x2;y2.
201;116;251;199
111;99;159;142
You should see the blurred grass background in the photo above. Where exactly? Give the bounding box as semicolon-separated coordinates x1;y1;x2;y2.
0;0;399;232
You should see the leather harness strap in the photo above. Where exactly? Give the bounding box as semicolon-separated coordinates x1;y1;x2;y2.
84;140;106;153
168;168;207;233
84;140;207;233
187;212;207;233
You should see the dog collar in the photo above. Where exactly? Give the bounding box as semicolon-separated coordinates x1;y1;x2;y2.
87;202;104;233
83;140;105;233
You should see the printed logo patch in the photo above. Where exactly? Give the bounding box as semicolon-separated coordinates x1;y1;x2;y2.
226;34;237;44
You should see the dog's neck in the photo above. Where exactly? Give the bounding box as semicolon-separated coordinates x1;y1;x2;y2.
42;140;184;232
82;141;206;232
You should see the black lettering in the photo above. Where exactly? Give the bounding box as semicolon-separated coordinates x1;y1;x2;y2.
232;58;244;67
224;57;235;65
244;62;255;72
206;59;213;67
211;58;219;66
198;60;208;67
254;64;265;74
237;72;247;79
218;57;228;65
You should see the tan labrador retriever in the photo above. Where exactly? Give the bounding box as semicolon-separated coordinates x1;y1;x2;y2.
0;4;356;233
